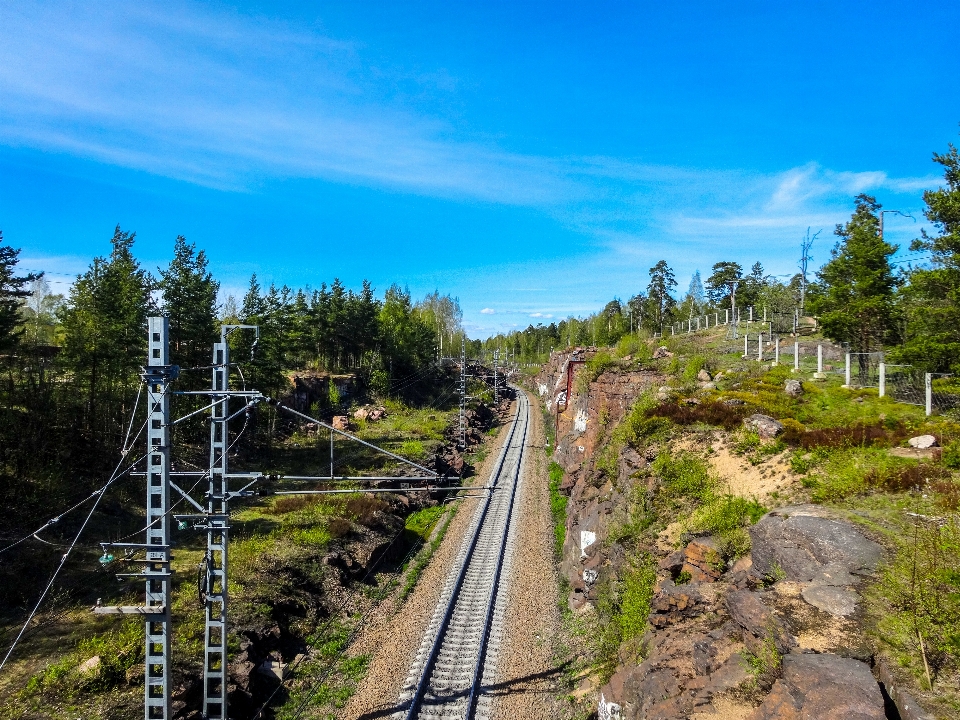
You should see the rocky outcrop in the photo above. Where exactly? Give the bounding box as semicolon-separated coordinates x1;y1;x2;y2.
750;654;886;719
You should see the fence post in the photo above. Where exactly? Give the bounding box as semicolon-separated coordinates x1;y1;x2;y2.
763;306;767;322
793;309;798;334
749;306;753;322
817;344;823;375
794;341;799;372
926;373;932;416
774;336;780;364
744;334;748;357
696;317;701;331
725;309;729;324
758;333;763;361
845;352;851;387
878;362;885;397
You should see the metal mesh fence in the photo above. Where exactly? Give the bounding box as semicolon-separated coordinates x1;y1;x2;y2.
886;365;925;406
848;352;884;388
931;373;960;413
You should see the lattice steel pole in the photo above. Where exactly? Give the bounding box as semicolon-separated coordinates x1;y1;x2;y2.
203;334;230;719
144;317;174;720
459;337;466;451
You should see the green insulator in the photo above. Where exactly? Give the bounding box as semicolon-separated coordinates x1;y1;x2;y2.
99;553;114;565
178;521;189;530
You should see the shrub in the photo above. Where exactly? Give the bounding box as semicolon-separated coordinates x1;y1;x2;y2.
548;462;568;556
269;496;321;514
648;399;748;430
682;355;708;382
619;555;658;643
576;350;617;392
943;440;960;470
344;495;387;526
781;421;911;450
653;450;716;502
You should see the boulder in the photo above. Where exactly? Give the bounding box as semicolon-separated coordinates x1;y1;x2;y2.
697;368;713;382
908;434;938;449
744;414;785;438
784;379;804;397
653;346;674;359
656;386;674;402
725;590;794;654
332;415;351;431
750;654;885;720
748;505;882;584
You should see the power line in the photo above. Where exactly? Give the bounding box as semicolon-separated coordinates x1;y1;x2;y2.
0;451;146;672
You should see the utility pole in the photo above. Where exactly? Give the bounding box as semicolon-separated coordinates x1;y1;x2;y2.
96;317;178;720
459;337;466;452
878;209;914;243
493;349;499;406
199;325;259;720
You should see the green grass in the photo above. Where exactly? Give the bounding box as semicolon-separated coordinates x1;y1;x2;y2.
548;462;568;557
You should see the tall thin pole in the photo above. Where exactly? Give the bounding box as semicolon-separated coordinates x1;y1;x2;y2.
203;333;230;719
459;337;466;451
145;317;173;720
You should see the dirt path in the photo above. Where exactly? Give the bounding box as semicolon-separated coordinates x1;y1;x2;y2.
340;404;518;719
487;389;565;719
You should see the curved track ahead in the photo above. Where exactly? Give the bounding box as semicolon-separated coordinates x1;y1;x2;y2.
394;390;530;720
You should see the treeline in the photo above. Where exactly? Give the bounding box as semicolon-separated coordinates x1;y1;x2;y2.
0;226;464;518
485;135;960;375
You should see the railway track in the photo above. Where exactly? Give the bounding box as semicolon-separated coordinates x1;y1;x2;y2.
394;389;531;720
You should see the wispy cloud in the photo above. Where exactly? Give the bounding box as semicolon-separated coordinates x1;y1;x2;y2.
480;307;495;314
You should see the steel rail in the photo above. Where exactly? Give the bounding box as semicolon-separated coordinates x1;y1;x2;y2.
399;389;529;720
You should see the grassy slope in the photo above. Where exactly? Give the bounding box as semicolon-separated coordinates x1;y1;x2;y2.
546;327;960;715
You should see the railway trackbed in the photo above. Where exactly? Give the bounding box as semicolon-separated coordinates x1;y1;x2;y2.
393;390;531;720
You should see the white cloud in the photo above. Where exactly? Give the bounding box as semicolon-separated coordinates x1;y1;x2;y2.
480;307;495;314
529;312;553;318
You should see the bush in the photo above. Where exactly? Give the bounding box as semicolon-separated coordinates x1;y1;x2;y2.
682;355;707;382
619;555;658;643
648;399;748;430
548;462;568;556
943;440;960;470
653;450;716;502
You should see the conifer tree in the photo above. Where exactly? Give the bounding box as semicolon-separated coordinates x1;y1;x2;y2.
646;260;677;332
160;236;219;368
811;194;899;352
0;232;40;353
60;225;155;433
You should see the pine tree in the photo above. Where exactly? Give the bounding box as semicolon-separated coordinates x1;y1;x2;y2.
646;260;677;332
0;232;40;353
60;225;155;434
705;262;743;309
895;140;960;372
160;236;219;368
811;195;899;352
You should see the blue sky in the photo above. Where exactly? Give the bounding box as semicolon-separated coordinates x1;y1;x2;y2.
1;1;957;337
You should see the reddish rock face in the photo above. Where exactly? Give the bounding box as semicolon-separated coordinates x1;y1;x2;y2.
681;539;722;583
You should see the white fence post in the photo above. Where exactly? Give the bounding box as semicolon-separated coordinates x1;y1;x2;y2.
725;309;729;325
763;306;767;322
845;352;851;387
744;333;748;357
794;341;800;371
878;362;885;397
926;373;932;416
774;336;780;364
758;333;763;361
749;306;753;322
696;317;701;331
817;344;823;374
714;312;718;326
